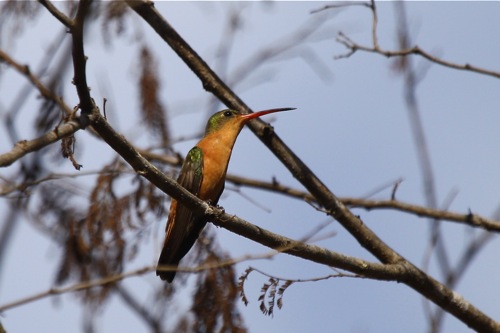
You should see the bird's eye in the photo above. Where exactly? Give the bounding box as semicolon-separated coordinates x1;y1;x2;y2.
223;111;233;117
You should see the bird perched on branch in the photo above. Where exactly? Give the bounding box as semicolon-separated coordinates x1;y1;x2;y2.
156;107;294;282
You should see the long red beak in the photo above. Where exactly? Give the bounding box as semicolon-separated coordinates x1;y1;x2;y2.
240;107;296;120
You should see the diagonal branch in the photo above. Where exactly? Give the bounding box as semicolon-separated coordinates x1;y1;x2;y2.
0;48;73;116
115;285;163;332
0;47;83;167
38;0;74;28
0;120;82;167
123;2;498;331
22;1;496;330
125;0;401;266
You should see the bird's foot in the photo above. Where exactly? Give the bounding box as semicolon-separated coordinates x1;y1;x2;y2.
215;204;225;214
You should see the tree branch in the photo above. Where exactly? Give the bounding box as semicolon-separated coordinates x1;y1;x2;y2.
138;150;500;232
115;285;163;333
3;104;498;329
0;120;82;167
337;33;500;79
125;0;402;268
225;173;500;232
87;111;395;277
0;266;151;312
0;48;73;116
331;1;500;80
122;2;499;331
9;1;493;331
38;0;74;28
69;0;95;123
87;82;498;332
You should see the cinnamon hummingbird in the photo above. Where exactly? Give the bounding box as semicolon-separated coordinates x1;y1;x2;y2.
156;107;295;282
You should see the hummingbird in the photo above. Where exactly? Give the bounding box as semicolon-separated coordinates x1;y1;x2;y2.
156;107;295;282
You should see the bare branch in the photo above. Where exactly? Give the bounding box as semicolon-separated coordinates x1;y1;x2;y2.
248;266;360;283
0;266;151;312
345;198;500;232
2;101;498;330
69;0;95;122
0;120;82;167
122;3;499;330
0;48;73;115
125;0;403;266
115;285;163;332
4;2;495;331
0;237;386;314
310;1;371;15
0;169;118;196
37;0;73;28
89;108;396;277
0;47;83;167
331;1;500;79
429;231;494;333
88;100;499;330
392;1;451;278
225;173;500;232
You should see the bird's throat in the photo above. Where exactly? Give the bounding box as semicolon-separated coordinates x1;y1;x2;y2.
195;127;243;200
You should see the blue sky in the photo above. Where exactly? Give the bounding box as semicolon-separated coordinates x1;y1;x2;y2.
1;2;500;332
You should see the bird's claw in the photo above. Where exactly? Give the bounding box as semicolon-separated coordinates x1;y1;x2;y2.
205;200;225;214
215;204;225;214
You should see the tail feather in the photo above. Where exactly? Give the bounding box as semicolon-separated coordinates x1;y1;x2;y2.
156;249;179;283
156;213;208;283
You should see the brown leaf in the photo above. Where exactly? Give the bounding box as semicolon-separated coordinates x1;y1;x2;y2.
190;235;247;333
138;46;170;146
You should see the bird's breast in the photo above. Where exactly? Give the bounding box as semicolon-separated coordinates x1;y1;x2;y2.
196;135;235;201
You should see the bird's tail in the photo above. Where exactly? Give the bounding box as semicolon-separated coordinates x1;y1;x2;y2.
156;200;208;283
156;249;179;283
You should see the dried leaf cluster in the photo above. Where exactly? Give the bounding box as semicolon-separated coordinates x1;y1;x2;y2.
29;160;164;305
190;235;247;333
139;46;171;146
238;267;293;317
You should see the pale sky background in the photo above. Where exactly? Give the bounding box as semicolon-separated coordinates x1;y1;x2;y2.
1;1;500;333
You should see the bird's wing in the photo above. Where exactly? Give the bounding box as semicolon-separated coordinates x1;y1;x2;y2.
157;147;204;282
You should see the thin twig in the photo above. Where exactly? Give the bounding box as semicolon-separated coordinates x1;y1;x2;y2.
0;48;73;115
0;233;360;313
115;285;163;332
225;173;500;232
0;266;151;312
37;0;74;28
330;1;500;79
0;120;83;168
310;1;371;15
249;266;360;283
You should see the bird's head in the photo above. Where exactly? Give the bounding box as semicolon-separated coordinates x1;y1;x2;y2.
204;107;295;135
